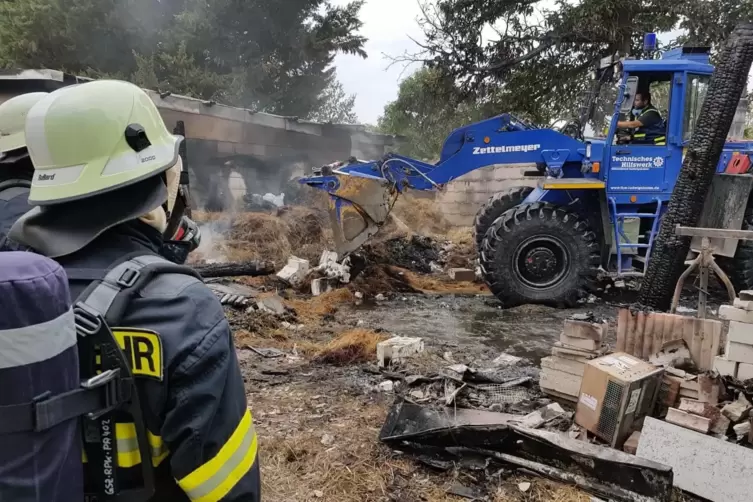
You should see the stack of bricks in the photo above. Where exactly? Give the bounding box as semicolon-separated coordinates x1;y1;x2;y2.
540;318;609;402
714;291;753;381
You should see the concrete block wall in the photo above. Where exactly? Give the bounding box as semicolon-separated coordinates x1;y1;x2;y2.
0;70;403;212
436;163;539;227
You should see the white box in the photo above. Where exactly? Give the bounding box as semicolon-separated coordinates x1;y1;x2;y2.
540;368;582;397
559;334;598;351
714;356;739;377
733;298;753;311
720;305;753;324
727;321;753;345
725;341;753;364
737;362;753;381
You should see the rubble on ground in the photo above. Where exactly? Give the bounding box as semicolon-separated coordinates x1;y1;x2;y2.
196;201;753;500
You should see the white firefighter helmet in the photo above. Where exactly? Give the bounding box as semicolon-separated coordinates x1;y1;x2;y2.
24;80;181;205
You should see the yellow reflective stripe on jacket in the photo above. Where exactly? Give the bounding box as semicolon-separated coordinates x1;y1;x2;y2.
82;423;169;467
115;423;169;467
177;409;258;502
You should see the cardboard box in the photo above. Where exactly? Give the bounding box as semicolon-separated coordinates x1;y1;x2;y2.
575;352;664;447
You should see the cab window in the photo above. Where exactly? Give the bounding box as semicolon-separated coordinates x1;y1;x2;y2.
683;74;710;142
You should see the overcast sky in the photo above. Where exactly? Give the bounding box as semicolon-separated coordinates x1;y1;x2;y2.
332;0;424;125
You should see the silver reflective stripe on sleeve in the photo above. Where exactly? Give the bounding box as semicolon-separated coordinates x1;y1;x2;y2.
0;308;77;368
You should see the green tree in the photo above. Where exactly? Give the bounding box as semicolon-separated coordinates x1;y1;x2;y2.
306;79;358;123
377;67;492;160
395;0;753;124
0;0;367;118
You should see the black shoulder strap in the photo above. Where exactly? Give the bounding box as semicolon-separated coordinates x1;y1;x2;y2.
75;253;202;327
74;253;201;501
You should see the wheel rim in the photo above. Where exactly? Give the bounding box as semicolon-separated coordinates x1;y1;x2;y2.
513;235;570;289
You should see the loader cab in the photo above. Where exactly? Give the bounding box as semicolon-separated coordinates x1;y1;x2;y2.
601;47;715;204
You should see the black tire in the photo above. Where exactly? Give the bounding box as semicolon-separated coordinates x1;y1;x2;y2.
719;203;753;292
473;186;534;250
479;202;600;307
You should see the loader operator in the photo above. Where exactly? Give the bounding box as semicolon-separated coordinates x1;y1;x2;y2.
616;91;666;145
0;92;47;243
5;80;261;502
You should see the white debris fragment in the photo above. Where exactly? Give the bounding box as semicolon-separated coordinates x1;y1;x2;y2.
276;256;310;286
377;336;425;367
356;319;365;327
319;250;339;267
491;353;523;367
429;261;443;273
354;291;364;299
377;381;394;392
262;192;285;207
320;434;335;446
375;293;386;301
311;277;336;296
518;482;531;493
676;306;697;314
446;364;471;376
256;295;286;315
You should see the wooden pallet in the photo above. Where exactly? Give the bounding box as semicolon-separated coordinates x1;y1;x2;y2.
616;309;722;371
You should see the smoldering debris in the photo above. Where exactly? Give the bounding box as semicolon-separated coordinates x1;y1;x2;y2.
379;401;673;502
362;235;441;274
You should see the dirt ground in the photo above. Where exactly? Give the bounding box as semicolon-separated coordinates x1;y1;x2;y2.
198;200;705;502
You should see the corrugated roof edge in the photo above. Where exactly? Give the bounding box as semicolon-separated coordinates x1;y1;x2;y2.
0;69;406;141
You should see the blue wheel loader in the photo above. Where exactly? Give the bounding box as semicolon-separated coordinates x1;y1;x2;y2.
300;40;753;307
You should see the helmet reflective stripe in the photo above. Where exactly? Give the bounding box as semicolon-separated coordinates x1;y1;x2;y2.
24;80;181;206
0;92;48;155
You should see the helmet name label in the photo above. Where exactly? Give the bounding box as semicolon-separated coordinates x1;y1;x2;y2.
140;155;156;163
473;144;541;155
37;173;56;181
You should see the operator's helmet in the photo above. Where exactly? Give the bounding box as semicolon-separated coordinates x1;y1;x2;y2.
24;80;181;205
0;92;48;161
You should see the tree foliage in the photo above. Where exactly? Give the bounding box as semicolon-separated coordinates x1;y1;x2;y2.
378;67;496;160
392;0;753;127
306;79;358;124
0;0;366;119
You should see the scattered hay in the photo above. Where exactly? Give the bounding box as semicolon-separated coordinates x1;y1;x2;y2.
251;379;595;502
285;288;354;324
192;207;332;265
495;478;591;502
313;329;387;365
391;193;451;237
225;309;284;335
400;269;488;294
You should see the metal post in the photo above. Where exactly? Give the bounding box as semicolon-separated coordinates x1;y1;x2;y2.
698;237;710;319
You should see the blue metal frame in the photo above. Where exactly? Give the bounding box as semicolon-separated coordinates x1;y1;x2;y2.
300;47;753;278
